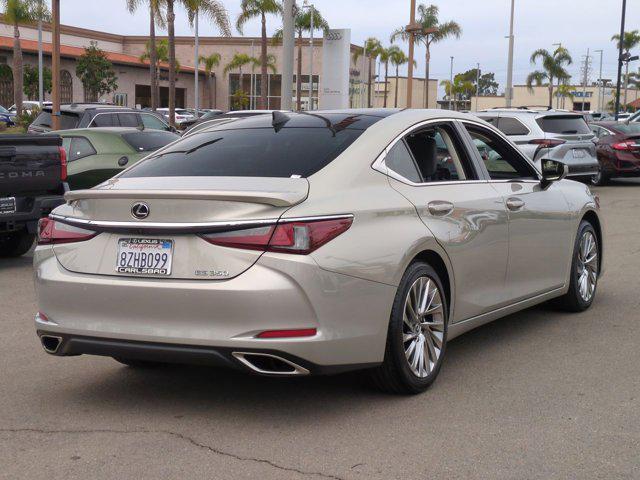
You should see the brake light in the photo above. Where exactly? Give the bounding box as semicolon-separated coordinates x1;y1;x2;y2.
257;328;317;339
37;217;97;245
58;146;67;181
201;217;353;255
612;140;639;151
528;139;566;148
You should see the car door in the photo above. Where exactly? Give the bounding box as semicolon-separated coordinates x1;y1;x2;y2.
380;120;511;322
461;120;573;302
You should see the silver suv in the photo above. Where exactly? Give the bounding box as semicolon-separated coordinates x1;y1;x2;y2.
476;109;599;177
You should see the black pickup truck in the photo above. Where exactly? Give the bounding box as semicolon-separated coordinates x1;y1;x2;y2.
0;135;67;257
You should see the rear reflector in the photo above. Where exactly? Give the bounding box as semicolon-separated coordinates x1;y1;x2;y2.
58;146;67;181
38;217;97;245
257;328;317;339
201;217;353;255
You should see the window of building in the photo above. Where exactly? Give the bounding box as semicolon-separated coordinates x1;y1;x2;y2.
60;70;73;103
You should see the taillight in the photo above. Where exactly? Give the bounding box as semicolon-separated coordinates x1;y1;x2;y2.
37;217;97;245
201;217;353;255
528;138;566;148
58;146;67;181
612;140;639;151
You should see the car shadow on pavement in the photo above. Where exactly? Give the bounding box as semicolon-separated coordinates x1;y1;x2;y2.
39;302;574;418
0;255;33;270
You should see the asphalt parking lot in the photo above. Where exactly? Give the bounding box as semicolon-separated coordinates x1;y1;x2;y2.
1;180;639;480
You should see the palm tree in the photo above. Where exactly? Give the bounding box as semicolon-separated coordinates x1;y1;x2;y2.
389;47;409;108
2;0;50;115
273;5;329;111
140;39;181;74
353;38;382;108
526;46;573;108
236;0;282;110
612;30;640;107
391;4;461;108
555;83;574;110
199;53;221;108
379;46;399;108
126;0;165;110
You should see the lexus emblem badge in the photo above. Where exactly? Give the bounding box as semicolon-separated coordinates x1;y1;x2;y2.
131;202;150;220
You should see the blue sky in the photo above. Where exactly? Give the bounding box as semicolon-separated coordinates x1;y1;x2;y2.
61;0;640;91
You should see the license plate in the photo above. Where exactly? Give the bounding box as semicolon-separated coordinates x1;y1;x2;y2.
572;149;587;159
116;238;173;276
0;197;16;214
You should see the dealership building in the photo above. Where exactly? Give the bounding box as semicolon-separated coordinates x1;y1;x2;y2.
0;18;435;111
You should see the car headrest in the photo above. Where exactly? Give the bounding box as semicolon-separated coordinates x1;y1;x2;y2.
407;134;438;179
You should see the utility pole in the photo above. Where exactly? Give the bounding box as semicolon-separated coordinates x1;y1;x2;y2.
250;40;255;109
308;3;314;110
552;42;561;109
505;0;515;107
449;56;454;110
594;49;603;112
37;15;43;107
51;0;60;130
194;9;199;112
614;0;626;120
406;0;416;108
475;62;480;111
281;0;295;111
581;48;591;112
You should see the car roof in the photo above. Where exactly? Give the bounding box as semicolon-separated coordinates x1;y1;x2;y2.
42;104;137;113
55;127;170;136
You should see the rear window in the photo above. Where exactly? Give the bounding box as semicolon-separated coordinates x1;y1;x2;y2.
121;131;180;152
32;110;79;129
536;116;591;135
121;127;363;178
614;123;640;135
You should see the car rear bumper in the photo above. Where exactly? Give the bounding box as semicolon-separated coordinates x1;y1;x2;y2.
34;247;396;373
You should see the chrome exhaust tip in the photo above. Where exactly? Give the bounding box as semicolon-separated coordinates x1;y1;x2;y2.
232;352;310;376
40;335;62;354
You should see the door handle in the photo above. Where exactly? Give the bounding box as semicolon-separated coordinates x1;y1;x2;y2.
427;201;454;216
506;197;525;211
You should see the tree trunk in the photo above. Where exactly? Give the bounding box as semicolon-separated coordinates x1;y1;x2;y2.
383;61;389;108
259;12;268;109
296;32;302;110
394;65;399;108
424;46;431;109
208;73;214;109
12;23;22;114
149;6;158;110
548;79;554;109
167;0;176;126
367;57;372;108
213;74;217;109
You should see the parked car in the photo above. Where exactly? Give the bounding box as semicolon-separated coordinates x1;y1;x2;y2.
627;110;640;123
589;121;640;185
51;127;180;190
476;109;599;178
0;135;67;257
28;104;173;134
9;100;52;113
180;110;224;130
0;105;16;126
156;108;196;128
34;109;603;394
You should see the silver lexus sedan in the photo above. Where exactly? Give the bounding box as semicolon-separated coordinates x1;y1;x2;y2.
34;109;603;394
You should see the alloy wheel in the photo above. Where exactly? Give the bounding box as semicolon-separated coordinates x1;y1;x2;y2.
402;276;445;378
577;231;598;302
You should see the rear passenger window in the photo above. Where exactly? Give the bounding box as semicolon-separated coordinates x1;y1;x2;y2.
385;141;421;183
497;117;529;136
92;114;116;127
404;124;475;182
118;113;139;127
141;114;169;131
62;137;96;162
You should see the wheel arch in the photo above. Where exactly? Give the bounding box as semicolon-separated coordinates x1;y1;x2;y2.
409;249;453;315
581;209;603;275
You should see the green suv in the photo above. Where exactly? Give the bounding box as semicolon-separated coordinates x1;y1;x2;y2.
55;127;179;190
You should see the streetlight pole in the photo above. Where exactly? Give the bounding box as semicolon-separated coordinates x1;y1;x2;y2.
308;3;314;110
614;0;626;120
505;0;515;107
281;0;295;111
194;9;199;113
581;48;590;112
449;56;454;110
406;0;416;108
51;0;60;130
475;63;480;111
552;42;561;109
594;49;603;112
38;17;43;107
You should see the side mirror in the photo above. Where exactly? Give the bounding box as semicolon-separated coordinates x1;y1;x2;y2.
540;159;568;189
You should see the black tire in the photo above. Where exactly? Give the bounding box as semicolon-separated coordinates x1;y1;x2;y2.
591;170;609;186
0;231;35;258
113;357;165;368
553;220;599;312
370;262;449;394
